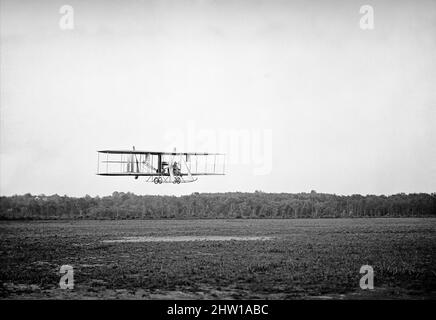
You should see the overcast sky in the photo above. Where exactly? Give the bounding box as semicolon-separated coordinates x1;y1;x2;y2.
1;0;435;197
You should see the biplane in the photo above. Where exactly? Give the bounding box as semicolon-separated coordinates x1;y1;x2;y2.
97;147;225;184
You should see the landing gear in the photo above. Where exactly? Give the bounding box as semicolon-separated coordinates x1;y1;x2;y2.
153;177;163;184
152;176;183;184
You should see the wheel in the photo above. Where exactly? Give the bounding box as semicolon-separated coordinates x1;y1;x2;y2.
158;177;163;184
175;176;181;184
153;177;159;184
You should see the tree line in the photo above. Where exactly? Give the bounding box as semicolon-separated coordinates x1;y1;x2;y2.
0;191;435;220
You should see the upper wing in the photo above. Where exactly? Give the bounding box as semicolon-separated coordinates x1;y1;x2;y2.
98;150;224;155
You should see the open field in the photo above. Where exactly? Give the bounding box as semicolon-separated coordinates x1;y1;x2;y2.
0;218;435;299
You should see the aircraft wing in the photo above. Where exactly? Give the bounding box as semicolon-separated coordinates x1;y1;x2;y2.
98;150;224;156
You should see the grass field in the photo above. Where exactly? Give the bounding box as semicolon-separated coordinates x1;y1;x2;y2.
0;218;435;299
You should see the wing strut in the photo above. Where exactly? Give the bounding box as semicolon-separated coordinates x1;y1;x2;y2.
181;154;196;182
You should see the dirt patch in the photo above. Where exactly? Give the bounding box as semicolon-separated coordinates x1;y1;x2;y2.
102;236;274;243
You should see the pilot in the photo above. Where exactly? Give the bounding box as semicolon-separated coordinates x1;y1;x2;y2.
172;162;180;175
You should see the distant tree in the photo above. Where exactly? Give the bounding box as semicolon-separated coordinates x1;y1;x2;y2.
1;192;435;220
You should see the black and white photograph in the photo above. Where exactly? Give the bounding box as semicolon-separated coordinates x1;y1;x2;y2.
0;0;435;310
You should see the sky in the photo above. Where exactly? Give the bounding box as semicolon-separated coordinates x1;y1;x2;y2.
1;0;435;197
